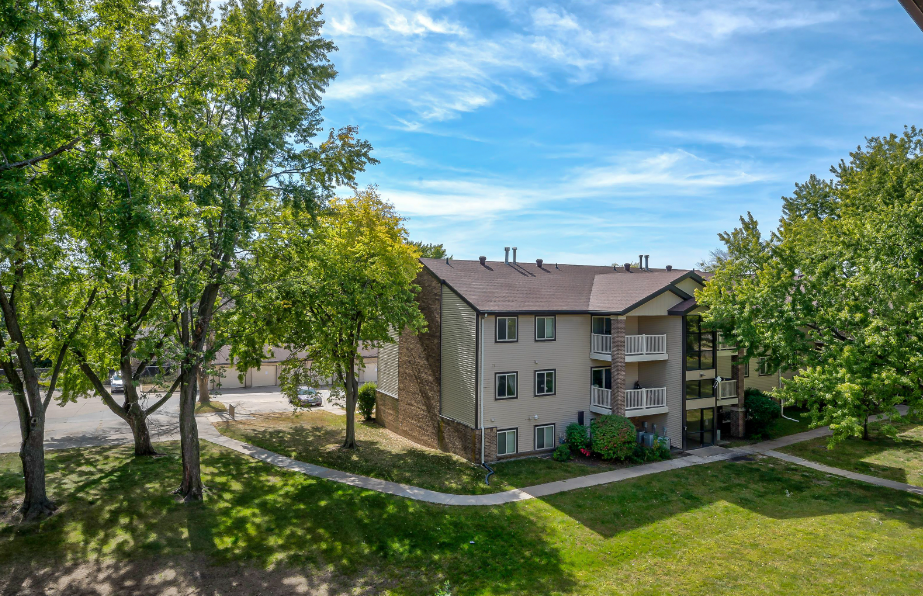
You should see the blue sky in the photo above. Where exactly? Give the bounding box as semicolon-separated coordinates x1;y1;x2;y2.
318;0;923;268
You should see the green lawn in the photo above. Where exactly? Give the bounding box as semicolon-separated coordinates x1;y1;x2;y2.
194;400;228;415
780;416;923;487
215;410;631;494
724;408;812;448
1;443;922;595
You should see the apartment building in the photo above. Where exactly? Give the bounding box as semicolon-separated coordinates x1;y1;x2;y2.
376;252;756;463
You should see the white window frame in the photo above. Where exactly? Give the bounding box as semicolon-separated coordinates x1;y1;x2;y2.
744;361;749;378
496;316;518;342
534;369;556;396
497;429;518;456
535;315;555;341
757;358;772;376
534;424;555;451
496;372;518;399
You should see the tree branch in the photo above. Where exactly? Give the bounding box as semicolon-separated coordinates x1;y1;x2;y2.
0;135;84;172
142;375;182;418
43;287;98;411
71;348;129;422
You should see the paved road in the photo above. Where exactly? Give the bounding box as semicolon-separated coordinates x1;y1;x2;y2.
0;386;335;454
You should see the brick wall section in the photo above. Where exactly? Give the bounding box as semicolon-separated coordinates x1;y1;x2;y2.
483;427;497;462
439;416;478;461
375;391;399;431
610;316;626;416
729;349;747;438
395;269;443;450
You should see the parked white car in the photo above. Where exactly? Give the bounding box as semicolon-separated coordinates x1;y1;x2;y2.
109;372;124;393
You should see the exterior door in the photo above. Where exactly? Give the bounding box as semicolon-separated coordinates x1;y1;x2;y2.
685;407;715;449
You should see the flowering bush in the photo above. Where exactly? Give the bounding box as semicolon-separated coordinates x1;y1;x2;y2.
590;414;637;460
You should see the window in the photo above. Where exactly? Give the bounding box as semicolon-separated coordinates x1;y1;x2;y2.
534;424;555;450
686;379;715;401
685;315;715;371
591;367;611;389
535;316;555;341
497;316;518;342
758;358;772;376
592;316;612;335
535;370;556;396
496;372;518;399
744;361;749;378
497;429;517;456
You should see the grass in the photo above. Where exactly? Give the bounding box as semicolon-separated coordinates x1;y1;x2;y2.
214;410;630;494
780;416;923;487
724;408;812;448
194;400;228;415
2;443;922;595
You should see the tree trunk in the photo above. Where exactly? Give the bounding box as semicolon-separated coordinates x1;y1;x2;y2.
863;415;870;441
342;357;357;449
128;406;158;456
176;368;204;501
197;368;210;404
19;415;55;522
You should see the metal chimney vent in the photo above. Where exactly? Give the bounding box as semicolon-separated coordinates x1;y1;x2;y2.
479;256;487;266
644;255;650;270
512;247;518;264
666;264;673;271
536;258;543;268
504;247;510;264
624;262;632;272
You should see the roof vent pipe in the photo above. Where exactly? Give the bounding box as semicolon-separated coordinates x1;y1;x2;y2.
666;264;673;272
625;263;632;272
536;258;543;268
639;255;643;270
512;247;518;264
479;256;487;266
504;247;510;264
644;255;650;270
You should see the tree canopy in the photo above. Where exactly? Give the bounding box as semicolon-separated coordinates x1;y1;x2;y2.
698;128;923;444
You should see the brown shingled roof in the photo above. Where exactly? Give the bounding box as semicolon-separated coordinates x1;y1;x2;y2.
421;258;701;314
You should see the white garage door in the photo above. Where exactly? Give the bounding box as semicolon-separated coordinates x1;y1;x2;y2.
214;366;245;389
251;365;277;387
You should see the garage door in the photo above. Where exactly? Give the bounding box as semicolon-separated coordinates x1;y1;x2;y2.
214;366;244;389
251;365;277;387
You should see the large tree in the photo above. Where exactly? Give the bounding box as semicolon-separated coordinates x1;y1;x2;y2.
698;128;923;444
163;0;375;500
232;189;425;448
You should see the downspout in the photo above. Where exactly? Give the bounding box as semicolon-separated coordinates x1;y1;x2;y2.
779;366;798;423
479;313;494;484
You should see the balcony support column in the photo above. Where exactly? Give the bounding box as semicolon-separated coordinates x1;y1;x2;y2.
729;349;747;438
610;316;626;416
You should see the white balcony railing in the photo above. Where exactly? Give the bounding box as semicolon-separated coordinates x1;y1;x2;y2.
591;386;612;410
591;333;612;355
625;334;667;356
717;379;737;400
625;387;667;410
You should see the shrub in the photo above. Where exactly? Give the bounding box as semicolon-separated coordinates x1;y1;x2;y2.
745;389;781;438
627;438;671;464
590;414;637;460
357;382;377;420
564;423;590;451
552;444;571;462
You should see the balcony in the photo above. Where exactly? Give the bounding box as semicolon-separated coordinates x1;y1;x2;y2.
590;333;612;360
626;387;668;416
625;334;667;362
717;379;738;404
589;386;669;416
590;333;668;362
590;386;611;414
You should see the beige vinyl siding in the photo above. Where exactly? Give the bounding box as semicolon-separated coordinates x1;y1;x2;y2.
625;291;684;316
441;286;477;426
378;334;400;398
483;314;592;454
636;316;684;443
213;365;245;389
716;353;734;379
676;277;703;296
744;358;782;393
251;365;277;387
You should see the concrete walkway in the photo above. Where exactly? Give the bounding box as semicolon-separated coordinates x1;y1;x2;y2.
200;418;923;505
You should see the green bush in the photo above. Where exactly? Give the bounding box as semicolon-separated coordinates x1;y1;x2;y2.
357;382;377;420
564;422;590;451
590;415;637;460
745;389;781;438
552;444;571;462
627;438;671;464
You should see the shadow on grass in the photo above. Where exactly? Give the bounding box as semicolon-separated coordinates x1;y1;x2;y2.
0;442;577;595
538;455;923;539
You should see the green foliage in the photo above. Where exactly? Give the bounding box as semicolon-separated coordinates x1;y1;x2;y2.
552;445;571;462
409;241;450;259
564;423;590;451
699;127;923;445
745;390;782;439
590;415;637;461
358;382;377;420
629;439;671;464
